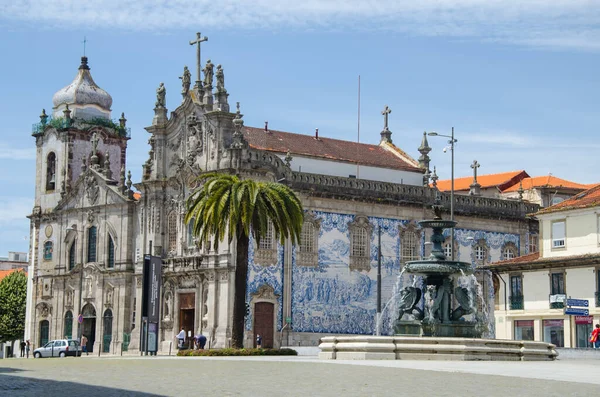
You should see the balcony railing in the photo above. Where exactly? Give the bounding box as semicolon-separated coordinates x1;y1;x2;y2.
549;294;566;309
509;295;524;310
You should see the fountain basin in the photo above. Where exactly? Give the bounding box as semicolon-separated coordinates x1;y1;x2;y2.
404;260;473;276
418;219;457;229
319;336;558;361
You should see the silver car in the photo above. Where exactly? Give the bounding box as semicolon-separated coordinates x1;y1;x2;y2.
33;339;82;358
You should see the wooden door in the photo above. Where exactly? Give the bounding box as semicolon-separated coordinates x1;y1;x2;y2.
253;302;274;348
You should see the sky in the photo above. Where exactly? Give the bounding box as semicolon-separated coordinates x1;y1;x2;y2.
0;1;599;257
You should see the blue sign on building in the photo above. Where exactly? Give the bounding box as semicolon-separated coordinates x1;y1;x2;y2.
566;298;589;308
565;307;589;316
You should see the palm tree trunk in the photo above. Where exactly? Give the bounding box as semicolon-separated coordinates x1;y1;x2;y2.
231;234;249;348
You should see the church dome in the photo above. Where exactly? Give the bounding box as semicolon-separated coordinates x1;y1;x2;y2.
52;57;112;119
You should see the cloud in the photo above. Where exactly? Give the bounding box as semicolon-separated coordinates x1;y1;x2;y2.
1;1;599;50
0;143;35;160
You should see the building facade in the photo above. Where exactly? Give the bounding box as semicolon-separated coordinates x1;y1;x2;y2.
26;42;540;354
485;184;600;348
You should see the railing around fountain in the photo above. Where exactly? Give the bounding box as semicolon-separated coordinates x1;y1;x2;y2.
509;295;524;310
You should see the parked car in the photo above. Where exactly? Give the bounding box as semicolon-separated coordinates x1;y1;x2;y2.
33;339;82;358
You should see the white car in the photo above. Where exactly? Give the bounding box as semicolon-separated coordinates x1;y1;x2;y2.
33;339;82;358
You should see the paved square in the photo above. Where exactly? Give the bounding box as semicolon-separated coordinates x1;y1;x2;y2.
1;356;599;396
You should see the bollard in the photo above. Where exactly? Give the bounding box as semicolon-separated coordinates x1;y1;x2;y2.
169;341;172;356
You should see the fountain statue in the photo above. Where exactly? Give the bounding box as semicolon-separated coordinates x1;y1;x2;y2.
395;200;480;337
318;198;558;361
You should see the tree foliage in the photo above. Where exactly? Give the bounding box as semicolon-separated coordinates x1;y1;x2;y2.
0;270;27;343
185;173;304;348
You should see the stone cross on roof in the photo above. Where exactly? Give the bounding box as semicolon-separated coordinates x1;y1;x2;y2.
470;160;480;183
189;32;208;89
91;132;99;156
381;105;392;131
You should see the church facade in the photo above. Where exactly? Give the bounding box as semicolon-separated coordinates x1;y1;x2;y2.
25;39;540;353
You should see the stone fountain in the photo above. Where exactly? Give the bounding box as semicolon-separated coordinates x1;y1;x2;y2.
319;203;558;361
395;202;480;338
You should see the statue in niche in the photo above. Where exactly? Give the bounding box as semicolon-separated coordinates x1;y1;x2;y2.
163;293;171;320
85;277;93;298
180;66;191;96
203;59;214;88
216;64;225;92
106;288;113;305
66;290;73;307
155;82;166;108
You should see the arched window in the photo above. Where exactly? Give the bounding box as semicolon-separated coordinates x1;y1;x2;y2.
475;245;485;261
502;242;518;261
43;241;53;261
401;230;419;264
444;242;452;259
46;152;56;191
259;223;274;250
107;235;115;268
69;241;76;270
64;311;73;339
300;222;315;254
168;211;177;253
87;226;97;262
348;216;372;272
298;215;320;267
103;309;113;353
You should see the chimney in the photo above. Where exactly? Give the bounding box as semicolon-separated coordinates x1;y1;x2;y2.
264;121;268;133
315;128;319;140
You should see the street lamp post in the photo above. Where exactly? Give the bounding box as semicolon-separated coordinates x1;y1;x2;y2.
428;127;457;260
67;226;85;357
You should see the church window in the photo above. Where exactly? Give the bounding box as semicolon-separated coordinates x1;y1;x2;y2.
527;234;539;253
475;246;485;261
68;241;76;270
502;243;518;261
168;211;178;254
64;311;73;339
401;229;419;264
259;223;274;251
46;152;56;191
107;235;115;268
298;213;321;267
43;241;53;261
472;239;489;266
444;242;452;259
87;226;97;262
187;218;195;247
348;215;372;272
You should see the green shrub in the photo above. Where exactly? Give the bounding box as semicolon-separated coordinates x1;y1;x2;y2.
176;348;298;357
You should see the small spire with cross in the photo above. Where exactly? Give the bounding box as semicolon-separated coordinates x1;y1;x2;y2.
82;36;87;57
380;105;393;144
469;160;482;196
189;32;208;90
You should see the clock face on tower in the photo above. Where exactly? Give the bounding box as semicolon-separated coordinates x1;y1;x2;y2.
45;225;53;238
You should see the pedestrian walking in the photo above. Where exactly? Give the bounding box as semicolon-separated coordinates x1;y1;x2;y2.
26;340;30;358
590;324;600;348
81;335;89;355
176;328;186;349
20;341;26;357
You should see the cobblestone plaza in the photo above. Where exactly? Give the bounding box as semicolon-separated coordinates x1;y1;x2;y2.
1;356;599;396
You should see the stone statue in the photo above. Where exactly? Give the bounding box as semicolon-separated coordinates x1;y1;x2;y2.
155;82;166;108
216;64;225;92
397;286;424;320
180;66;191;95
429;278;452;323
203;59;214;88
451;286;474;320
164;293;171;319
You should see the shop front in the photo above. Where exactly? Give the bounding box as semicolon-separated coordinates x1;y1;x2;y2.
575;315;594;348
543;319;564;347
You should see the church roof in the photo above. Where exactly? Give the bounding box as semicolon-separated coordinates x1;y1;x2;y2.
243;127;422;172
535;183;600;215
502;175;592;193
52;57;112;112
435;170;528;192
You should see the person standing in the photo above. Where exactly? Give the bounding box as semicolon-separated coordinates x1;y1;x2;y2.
256;334;262;349
26;340;30;358
590;324;600;348
81;335;88;355
20;341;26;357
176;328;186;349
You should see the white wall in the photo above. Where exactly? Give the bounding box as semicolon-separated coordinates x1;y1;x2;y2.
540;208;600;258
279;155;424;185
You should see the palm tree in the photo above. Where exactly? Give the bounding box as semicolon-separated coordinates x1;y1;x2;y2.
185;173;304;348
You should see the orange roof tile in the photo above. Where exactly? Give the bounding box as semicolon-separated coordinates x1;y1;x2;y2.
536;183;600;215
0;269;27;282
503;175;591;193
133;192;141;200
487;252;540;267
436;171;528;192
243;127;422;172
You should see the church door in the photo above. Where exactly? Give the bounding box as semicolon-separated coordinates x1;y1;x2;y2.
102;309;113;353
82;303;96;353
254;302;274;348
39;320;49;348
179;293;195;349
